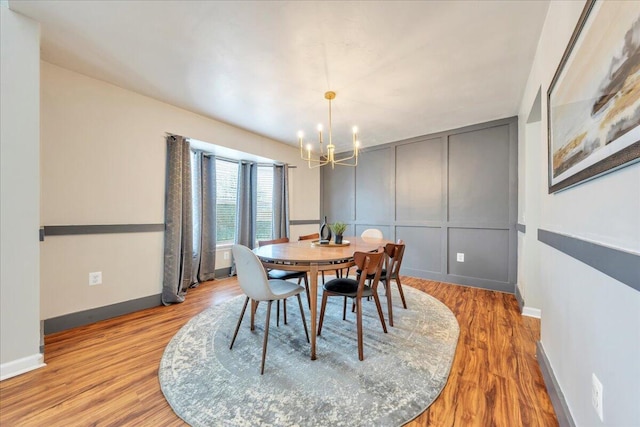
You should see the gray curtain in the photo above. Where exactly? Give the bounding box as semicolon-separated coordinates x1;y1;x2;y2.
273;164;290;239
236;160;257;248
162;135;193;305
190;151;202;285
198;154;217;282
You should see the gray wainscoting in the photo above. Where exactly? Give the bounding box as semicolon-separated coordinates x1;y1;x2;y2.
321;117;518;293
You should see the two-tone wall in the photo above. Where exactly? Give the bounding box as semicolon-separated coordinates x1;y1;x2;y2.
518;1;640;426
40;62;319;328
322;117;518;293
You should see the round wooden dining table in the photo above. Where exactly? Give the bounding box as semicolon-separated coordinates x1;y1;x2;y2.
253;235;389;360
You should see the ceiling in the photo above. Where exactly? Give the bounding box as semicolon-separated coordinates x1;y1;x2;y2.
9;0;550;152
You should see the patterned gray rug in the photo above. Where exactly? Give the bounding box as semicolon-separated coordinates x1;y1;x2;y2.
160;285;459;426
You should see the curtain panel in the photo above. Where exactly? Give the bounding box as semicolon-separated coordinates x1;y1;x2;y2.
273;164;290;239
198;154;217;282
236;161;257;248
161;135;193;305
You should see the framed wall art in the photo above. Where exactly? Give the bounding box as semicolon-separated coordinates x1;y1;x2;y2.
547;0;640;193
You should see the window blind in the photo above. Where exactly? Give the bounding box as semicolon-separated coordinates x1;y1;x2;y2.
215;159;238;245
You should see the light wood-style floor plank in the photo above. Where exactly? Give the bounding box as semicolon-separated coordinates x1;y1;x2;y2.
0;276;557;426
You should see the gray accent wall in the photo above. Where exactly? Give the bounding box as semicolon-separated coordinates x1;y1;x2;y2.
321;117;518;292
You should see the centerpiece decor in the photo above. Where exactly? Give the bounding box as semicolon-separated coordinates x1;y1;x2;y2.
330;221;347;244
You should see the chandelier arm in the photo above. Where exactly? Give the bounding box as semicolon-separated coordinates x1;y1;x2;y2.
333;157;358;166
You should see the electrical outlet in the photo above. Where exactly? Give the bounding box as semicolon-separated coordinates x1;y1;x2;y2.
456;253;464;262
592;373;604;422
89;271;102;286
224;251;230;260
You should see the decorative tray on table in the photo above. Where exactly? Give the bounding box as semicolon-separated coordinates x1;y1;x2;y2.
310;239;351;247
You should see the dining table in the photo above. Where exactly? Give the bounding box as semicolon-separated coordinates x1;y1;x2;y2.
253;235;390;360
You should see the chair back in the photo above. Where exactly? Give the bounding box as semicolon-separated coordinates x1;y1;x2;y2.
232;245;275;301
361;228;383;239
353;248;385;294
258;237;289;247
298;233;319;241
384;240;405;279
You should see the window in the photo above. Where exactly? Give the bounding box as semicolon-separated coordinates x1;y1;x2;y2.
256;166;274;243
215;159;238;245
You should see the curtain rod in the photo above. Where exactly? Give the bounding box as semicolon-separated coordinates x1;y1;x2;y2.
167;133;297;168
191;149;296;168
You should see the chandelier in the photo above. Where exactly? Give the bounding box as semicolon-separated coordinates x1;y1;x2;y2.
298;91;360;168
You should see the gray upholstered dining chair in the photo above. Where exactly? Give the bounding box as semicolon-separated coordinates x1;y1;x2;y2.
230;244;309;374
259;237;310;309
317;248;387;361
360;228;383;239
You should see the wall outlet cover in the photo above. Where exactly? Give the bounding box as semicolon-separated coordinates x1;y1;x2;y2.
592;373;604;422
89;271;102;286
456;253;464;262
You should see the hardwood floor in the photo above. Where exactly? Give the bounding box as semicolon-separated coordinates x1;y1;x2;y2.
0;276;557;426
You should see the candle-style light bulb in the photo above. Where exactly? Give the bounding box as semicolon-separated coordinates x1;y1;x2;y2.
317;124;323;143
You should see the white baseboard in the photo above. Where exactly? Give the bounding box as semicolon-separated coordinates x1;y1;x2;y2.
0;353;46;381
522;306;542;319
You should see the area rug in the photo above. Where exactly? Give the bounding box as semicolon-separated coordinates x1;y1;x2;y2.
159;285;459;426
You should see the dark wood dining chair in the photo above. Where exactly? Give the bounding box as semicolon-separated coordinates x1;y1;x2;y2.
379;240;407;327
317;248;387;361
357;240;407;327
258;237;310;312
298;232;319;241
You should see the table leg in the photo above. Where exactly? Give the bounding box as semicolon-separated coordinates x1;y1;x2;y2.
309;263;318;360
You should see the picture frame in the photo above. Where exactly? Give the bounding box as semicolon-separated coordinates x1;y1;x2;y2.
547;0;640;193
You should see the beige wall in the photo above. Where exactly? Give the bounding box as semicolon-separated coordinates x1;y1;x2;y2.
0;7;43;378
40;62;319;319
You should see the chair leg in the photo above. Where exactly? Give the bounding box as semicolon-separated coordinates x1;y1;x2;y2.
372;292;388;333
303;274;310;308
276;300;280;327
396;276;408;309
356;297;364;361
318;292;329;336
384;278;394;327
342;296;347;320
284;299;288;325
260;300;273;375
296;294;310;343
251;300;259;331
230;296;250;350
